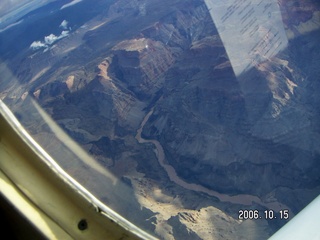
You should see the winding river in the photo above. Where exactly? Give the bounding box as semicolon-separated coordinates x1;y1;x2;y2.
136;109;291;213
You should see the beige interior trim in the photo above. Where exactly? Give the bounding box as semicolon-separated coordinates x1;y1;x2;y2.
0;100;156;240
0;169;73;239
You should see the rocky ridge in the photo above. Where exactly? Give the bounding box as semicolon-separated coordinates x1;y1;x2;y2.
1;0;320;239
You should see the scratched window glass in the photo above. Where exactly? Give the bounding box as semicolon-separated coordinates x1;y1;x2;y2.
0;0;320;239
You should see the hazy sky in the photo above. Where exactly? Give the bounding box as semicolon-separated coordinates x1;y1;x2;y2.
0;0;35;15
0;0;54;27
0;0;52;17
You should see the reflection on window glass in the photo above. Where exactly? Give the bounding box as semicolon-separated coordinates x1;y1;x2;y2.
0;0;320;239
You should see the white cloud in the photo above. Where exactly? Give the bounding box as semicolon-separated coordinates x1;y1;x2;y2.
30;30;69;50
59;20;68;29
44;33;59;45
60;30;69;38
30;41;47;50
29;20;71;51
60;0;83;10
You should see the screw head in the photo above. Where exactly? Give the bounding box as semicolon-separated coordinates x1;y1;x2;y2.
78;219;88;231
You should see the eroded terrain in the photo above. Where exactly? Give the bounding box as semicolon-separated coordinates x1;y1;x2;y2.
1;0;320;239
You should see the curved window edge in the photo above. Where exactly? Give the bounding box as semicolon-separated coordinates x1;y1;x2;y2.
0;100;157;240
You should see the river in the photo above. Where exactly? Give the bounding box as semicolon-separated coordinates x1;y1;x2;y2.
136;109;291;213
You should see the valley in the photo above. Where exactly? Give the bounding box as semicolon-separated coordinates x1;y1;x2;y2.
0;0;320;239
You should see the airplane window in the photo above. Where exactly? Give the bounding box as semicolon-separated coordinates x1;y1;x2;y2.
0;0;319;239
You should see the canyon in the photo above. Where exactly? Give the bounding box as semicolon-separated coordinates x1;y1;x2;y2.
0;0;320;239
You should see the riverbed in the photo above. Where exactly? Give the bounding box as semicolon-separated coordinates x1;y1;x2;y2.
135;109;291;212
